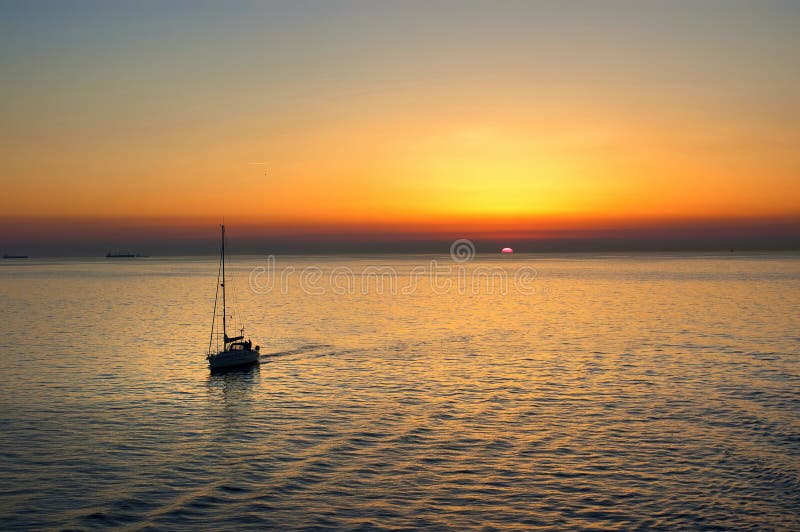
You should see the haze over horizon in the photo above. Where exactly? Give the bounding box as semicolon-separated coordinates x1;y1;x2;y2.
2;1;799;255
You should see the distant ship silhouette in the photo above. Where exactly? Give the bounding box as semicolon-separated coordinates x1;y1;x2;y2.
105;252;147;258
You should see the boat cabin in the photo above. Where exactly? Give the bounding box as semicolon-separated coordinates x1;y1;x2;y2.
227;339;259;352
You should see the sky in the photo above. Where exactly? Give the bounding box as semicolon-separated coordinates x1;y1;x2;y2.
1;0;799;254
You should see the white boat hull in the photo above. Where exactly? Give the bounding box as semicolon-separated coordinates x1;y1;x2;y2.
208;349;260;370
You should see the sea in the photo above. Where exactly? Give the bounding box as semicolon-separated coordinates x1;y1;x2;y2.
0;253;798;530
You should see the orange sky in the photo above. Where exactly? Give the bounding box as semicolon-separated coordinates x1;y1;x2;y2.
1;2;799;252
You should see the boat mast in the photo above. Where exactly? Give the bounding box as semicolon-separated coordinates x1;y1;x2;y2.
221;224;227;345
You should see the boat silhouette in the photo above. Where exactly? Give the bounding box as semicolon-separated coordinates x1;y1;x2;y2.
206;224;261;371
105;252;147;258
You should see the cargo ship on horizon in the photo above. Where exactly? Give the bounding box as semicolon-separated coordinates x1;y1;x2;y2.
105;252;147;258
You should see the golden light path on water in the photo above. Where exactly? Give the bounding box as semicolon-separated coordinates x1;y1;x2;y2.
0;253;798;529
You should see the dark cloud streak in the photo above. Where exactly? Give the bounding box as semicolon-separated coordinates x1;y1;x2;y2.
1;217;797;257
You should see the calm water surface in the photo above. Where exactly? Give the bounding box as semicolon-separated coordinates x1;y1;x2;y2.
1;253;798;530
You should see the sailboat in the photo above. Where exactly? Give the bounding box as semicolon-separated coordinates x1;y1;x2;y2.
206;224;261;370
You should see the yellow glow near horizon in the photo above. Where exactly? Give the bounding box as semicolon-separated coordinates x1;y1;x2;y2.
3;103;798;226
